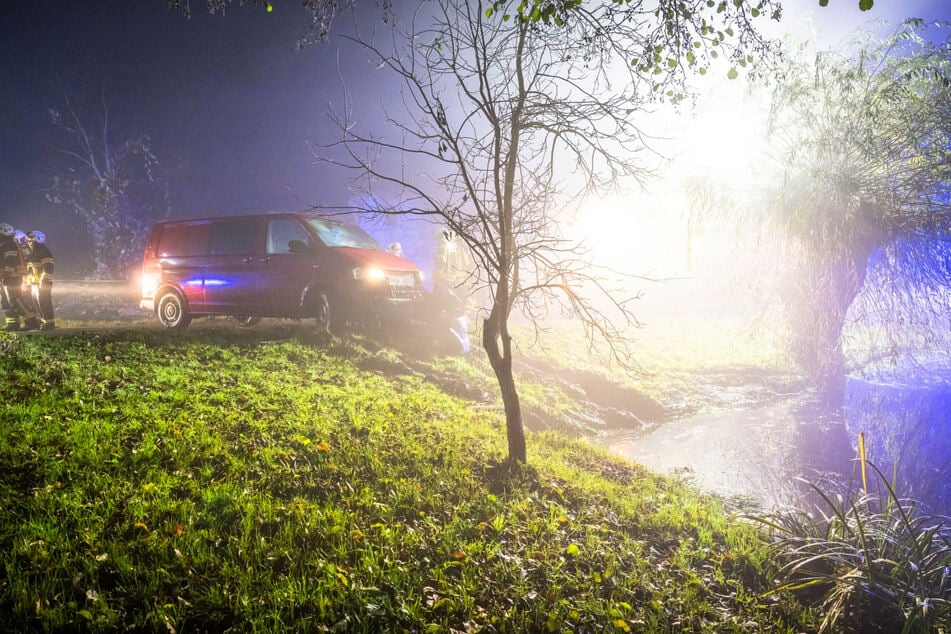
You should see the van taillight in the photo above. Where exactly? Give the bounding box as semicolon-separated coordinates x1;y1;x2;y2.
141;272;160;298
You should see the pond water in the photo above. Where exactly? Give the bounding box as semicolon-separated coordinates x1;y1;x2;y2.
844;362;951;515
605;366;951;514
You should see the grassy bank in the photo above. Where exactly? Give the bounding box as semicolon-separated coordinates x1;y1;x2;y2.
0;325;812;632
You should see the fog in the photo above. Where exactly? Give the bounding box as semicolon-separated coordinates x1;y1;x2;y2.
3;0;947;277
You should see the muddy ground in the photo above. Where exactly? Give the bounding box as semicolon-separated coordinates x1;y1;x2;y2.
42;280;814;506
48;281;675;426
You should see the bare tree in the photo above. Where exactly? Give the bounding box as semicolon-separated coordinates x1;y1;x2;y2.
319;0;777;463
45;85;171;279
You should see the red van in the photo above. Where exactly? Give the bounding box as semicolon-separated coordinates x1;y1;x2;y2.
139;213;425;331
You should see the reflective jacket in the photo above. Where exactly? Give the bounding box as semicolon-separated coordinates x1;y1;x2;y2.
27;243;54;283
1;235;26;285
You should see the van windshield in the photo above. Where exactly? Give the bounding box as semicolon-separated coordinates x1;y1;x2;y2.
306;218;381;250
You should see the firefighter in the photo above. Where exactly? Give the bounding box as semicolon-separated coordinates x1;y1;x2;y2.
0;223;40;331
15;229;29;253
26;230;55;330
429;227;474;354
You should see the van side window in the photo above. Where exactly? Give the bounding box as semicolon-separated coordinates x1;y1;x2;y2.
209;218;259;255
157;223;208;256
307;218;381;249
267;219;312;255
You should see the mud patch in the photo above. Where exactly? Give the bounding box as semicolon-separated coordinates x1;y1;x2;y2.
514;357;671;436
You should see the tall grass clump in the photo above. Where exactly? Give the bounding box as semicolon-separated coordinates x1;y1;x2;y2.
749;461;951;633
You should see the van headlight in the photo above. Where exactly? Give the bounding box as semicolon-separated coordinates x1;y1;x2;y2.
353;267;387;283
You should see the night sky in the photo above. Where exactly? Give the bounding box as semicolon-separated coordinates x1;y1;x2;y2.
1;0;385;274
2;0;949;276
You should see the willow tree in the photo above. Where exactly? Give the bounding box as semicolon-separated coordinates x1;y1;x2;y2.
762;21;951;396
321;0;777;463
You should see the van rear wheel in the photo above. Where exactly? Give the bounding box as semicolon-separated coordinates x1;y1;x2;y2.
157;291;191;329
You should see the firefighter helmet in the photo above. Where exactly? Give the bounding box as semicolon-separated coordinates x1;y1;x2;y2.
0;223;14;237
14;229;27;245
27;230;46;244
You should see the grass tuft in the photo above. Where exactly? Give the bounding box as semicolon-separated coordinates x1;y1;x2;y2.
747;461;951;633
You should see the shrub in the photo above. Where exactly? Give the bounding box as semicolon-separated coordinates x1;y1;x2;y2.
749;461;951;633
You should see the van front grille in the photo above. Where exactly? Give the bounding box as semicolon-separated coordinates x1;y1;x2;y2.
386;271;422;299
386;271;416;287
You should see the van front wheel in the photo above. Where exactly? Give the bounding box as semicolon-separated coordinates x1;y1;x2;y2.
157;291;192;329
313;291;332;334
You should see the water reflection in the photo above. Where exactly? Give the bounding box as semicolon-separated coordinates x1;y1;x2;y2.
605;395;855;509
606;372;950;513
845;369;951;515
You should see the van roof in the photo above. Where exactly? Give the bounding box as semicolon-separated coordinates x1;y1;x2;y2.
156;211;358;225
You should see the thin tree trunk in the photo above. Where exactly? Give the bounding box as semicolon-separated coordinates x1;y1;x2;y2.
477;19;529;464
483;310;526;463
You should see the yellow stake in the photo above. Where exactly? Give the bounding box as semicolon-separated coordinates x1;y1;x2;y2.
859;432;868;495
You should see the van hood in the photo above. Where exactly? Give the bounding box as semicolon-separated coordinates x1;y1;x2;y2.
334;247;420;272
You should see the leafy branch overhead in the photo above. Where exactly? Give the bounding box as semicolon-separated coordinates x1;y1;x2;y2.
820;0;874;9
485;0;783;89
165;0;873;67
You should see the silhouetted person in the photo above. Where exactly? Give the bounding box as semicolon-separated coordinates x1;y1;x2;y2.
0;223;40;331
27;230;55;330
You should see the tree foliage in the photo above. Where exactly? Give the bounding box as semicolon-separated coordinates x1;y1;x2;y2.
320;0;779;462
759;20;951;394
165;0;780;68
45;88;171;279
165;0;881;48
485;0;782;96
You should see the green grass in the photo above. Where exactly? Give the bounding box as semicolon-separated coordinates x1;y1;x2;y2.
0;324;815;632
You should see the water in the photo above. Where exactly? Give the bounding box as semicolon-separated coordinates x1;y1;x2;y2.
844;364;951;515
606;395;855;509
606;369;951;513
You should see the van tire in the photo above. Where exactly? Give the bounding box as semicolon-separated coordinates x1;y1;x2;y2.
312;291;332;334
157;291;192;329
